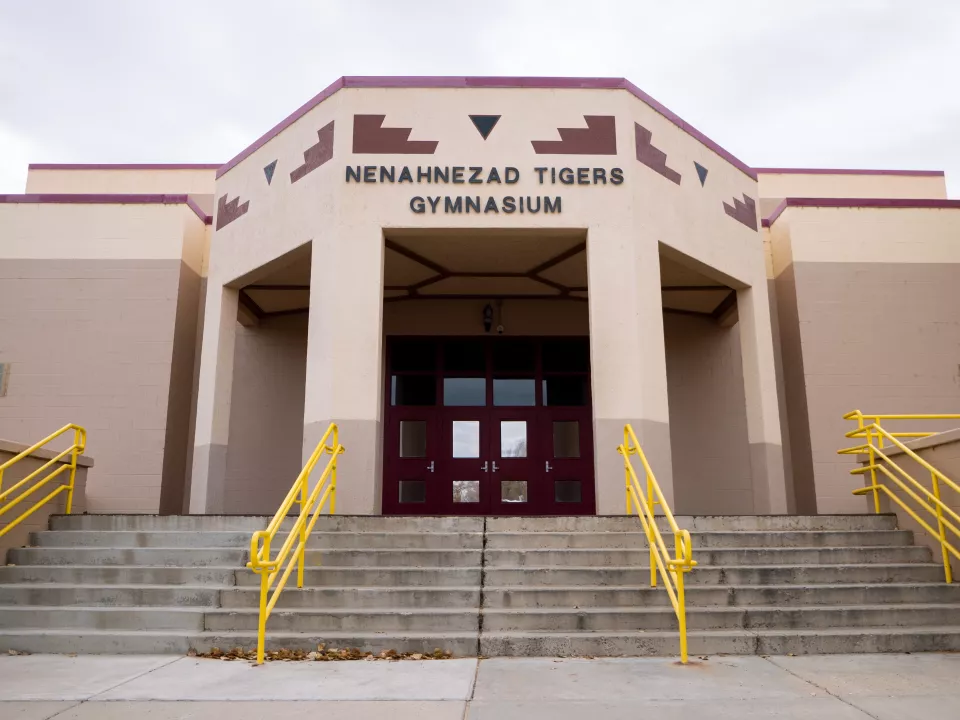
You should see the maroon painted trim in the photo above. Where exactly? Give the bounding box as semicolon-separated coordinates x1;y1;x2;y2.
216;76;757;181
28;163;222;170
0;193;212;225
761;197;960;227
754;167;944;177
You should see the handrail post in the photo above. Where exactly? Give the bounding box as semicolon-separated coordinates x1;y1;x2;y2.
647;466;657;589
624;429;633;517
297;471;307;590
65;428;81;515
676;561;688;664
931;470;953;583
256;535;271;665
330;427;338;515
865;424;881;514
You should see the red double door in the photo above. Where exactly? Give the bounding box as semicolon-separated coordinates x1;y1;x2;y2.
382;337;595;516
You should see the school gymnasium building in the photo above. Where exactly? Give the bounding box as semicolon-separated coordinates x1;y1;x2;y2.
1;77;959;658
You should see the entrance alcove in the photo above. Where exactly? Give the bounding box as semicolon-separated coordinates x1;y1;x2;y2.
380;229;594;515
221;244;311;514
659;250;755;514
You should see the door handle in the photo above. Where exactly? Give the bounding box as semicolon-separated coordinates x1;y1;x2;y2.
545;461;553;473
427;461;435;473
481;461;488;472
492;462;500;473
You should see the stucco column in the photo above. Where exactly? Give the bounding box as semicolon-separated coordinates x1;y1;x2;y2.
302;224;385;514
588;224;674;515
737;283;789;513
188;284;239;513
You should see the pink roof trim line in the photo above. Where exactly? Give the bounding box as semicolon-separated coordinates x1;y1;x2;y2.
215;76;757;181
761;197;960;227
28;163;223;170
754;167;944;177
0;193;213;225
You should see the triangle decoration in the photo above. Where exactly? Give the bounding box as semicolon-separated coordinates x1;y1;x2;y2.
469;114;501;140
694;161;708;187
264;160;278;185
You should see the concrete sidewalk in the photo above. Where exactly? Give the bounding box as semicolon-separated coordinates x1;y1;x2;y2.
1;652;958;719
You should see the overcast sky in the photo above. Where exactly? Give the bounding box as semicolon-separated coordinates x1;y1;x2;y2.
2;1;958;197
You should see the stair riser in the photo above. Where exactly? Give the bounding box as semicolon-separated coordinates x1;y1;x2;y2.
0;608;203;631
0;586;221;607
482;584;960;608
7;548;246;567
32;531;485;550
220;588;480;609
0;566;237;585
486;515;898;533
201;634;480;657
485;547;932;567
50;515;484;533
204;612;479;633
484;531;913;550
300;550;482;567
480;633;756;657
234;568;481;587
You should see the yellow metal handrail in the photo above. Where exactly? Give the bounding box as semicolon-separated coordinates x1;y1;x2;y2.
839;410;960;583
246;423;344;664
617;424;697;663
0;424;86;539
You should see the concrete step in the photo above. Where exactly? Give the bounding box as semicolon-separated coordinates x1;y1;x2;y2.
483;563;946;586
29;530;485;550
484;530;913;549
479;625;960;657
0;584;223;607
7;547;246;567
485;515;898;533
234;566;482;587
204;608;479;633
0;606;204;631
481;604;960;632
220;586;480;609
0;565;239;585
485;546;932;567
299;549;481;567
49;515;483;533
0;629;479;656
482;583;960;609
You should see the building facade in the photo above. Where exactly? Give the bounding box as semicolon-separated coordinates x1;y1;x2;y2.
2;77;958;519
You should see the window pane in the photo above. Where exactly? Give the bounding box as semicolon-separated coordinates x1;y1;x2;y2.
452;420;480;458
390;339;435;372
501;480;528;503
492;339;535;373
555;480;582;503
399;421;427;458
493;378;535;406
392;375;436;406
543;376;587;406
542;338;590;373
453;480;480;503
399;480;426;503
500;421;528;458
553;421;580;458
444;378;486;406
443;339;485;373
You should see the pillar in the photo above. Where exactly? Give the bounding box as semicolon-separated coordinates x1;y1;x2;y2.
302;224;385;514
588;224;674;515
188;284;239;513
737;283;789;513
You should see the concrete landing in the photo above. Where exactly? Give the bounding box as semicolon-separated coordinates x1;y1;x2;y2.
1;653;958;719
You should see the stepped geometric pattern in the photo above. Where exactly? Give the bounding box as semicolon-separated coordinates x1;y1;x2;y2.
1;514;959;656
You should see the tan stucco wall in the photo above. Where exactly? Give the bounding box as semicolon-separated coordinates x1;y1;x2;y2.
0;201;207;513
25;167;218;196
769;206;960;513
664;313;754;514
192;83;785;515
757;171;947;204
222;315;307;514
